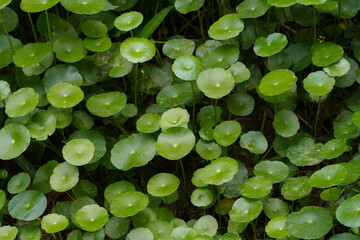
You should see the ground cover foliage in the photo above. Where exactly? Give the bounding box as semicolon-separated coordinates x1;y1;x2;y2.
1;0;360;239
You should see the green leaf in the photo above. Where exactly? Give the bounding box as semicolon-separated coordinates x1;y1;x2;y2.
193;215;218;237
303;71;335;96
50;162;79;192
0;34;22;68
254;160;289;183
111;133;156;170
47;82;84;108
13;43;52;68
259;69;297;96
7;172;30;194
75;204;109;232
155;127;195;160
273;109;299;137
126;228;153;240
110;191;149;218
0;123;30;160
201;157;238;185
281;176;312;200
60;0;106;14
43;64;83;92
312;42;343;67
236;0;270;18
172;55;202;81
309;164;347;188
41;213;69;233
197;68;234;99
0;0;11;9
213;120;241;147
138;5;174;38
83;36;112;52
104;181;135;203
240;176;272;198
229;197;262;223
175;0;204;14
8;190;47;221
86;91;127;117
120;37;156;63
239;131;268;154
286;206;333;239
0;226;18;240
115;11;143;31
81;20;107;38
62;139;95;166
20;0;60;12
336;194;360;228
227;93;255;116
147;173;180;197
208;14;244;40
254;33;288;57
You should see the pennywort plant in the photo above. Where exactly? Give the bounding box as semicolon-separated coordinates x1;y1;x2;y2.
1;0;360;239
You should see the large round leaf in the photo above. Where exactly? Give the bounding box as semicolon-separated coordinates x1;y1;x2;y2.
312;42;343;67
265;216;289;238
120;37;155;63
43;64;83;92
110;191;149;218
286;137;324;166
0;226;17;240
80;20;107;38
336;194;360;228
254;33;288;57
49;162;79;192
240;176;272;198
320;138;347;159
0;123;30;160
201;157;238;185
286;206;333;239
229;197;262;223
62;139;95;166
226;93;255;116
258;69;297;96
254;160;289;183
175;0;204;14
303;71;335;96
111;133;156;170
147;173;180;197
41;213;69;233
68;129;106;163
239;131;267;154
213;121;241;147
197;68;234;99
114;11;143;31
236;0;270;18
13;43;52;68
8;190;47;221
20;0;60;12
104;181;135;203
86;91;127;117
53;36;87;63
155;127;195;160
47;82;84;108
75;204;109;232
208;14;244;40
7;172;31;194
281;176;312;200
310;164;347;188
60;0;106;14
5;87;39;118
172;55;202;81
273;109;299;137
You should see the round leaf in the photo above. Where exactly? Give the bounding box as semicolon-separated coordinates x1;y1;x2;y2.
191;188;214;207
86;91;127;117
41;213;69;233
13;43;52;68
281;176;312;200
201;157;238;185
8;190;47;221
259;69;297;96
60;0;106;14
126;228;153;240
104;180;135;204
7;172;31;194
236;0;270;18
5;87;39;118
226;93;255;116
265;216;289;238
175;0;204;14
147;173;180;197
114;11;143;31
110;191;149;218
286;206;333;239
155;127;195;160
336;194;360;228
81;20;107;38
273;109;299;137
136;113;161;133
208;14;244;40
20;0;60;12
320;139;347;159
239;131;268;154
197;68;234;99
163;39;195;59
263;198;289;219
240;176;272;198
0;123;30;160
53;36;87;63
309;164;347;188
303;71;335;96
47;82;84;108
83;36;112;52
0;226;17;240
254;160;289;183
229;197;262;223
62;139;95;166
75;204;109;232
120;37;155;63
254;33;288;57
172;55;202;81
312;42;343;67
111;133;156;170
213;120;241;147
50;162;79;192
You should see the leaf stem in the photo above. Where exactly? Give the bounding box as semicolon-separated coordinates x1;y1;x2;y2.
191;81;196;130
197;10;205;39
214;99;218;126
313;7;317;43
27;12;38;42
329;187;335;235
45;10;53;49
134;63;139;106
179;159;186;195
314;96;321;139
0;11;14;54
260;103;268;133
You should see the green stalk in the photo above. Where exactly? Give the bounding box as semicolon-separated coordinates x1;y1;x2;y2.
214;99;218;126
253;18;259;38
45;10;53;49
134;63;139;106
250;221;259;239
217;186;222;232
179;159;186;195
314;96;321;139
0;11;14;54
313;7;317;43
260;103;268;133
191;81;196;130
58;233;63;240
197;10;205;39
329;188;335;235
27;12;38;42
